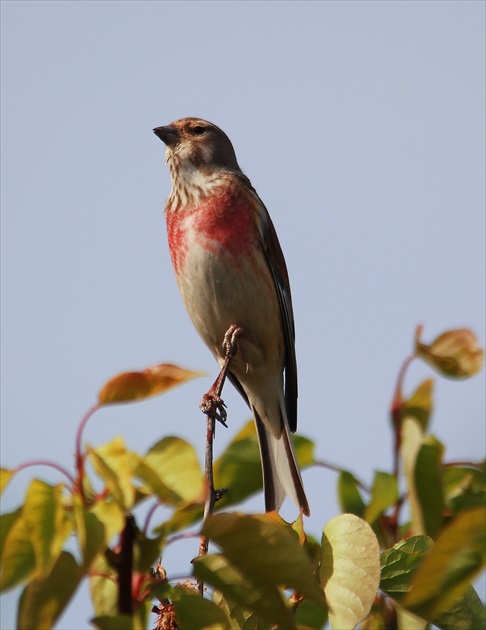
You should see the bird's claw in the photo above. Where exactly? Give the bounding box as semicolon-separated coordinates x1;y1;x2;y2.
199;393;228;427
222;324;243;359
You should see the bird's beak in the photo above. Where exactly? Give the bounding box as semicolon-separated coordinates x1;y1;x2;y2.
153;125;179;146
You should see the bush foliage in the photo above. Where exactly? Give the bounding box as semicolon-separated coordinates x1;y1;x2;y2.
1;326;485;629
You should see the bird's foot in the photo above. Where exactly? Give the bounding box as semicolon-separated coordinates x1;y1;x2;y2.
222;325;244;359
199;392;228;427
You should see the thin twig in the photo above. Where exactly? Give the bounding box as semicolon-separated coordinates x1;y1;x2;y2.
313;459;370;493
196;325;241;595
197;414;216;594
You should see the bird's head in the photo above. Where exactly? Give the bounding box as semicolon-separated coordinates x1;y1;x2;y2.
154;118;241;182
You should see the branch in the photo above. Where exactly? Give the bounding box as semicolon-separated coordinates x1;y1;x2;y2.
117;513;136;616
196;325;240;594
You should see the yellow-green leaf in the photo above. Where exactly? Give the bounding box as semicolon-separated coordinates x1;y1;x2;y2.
0;468;14;495
337;470;366;518
98;363;204;405
293;434;316;468
23;480;72;576
91;500;126;544
90;553;118;616
403;506;486;620
400;417;426;535
396;606;427;630
0;512;36;591
365;471;398;525
88;437;138;509
321;513;381;630
203;512;325;608
195;553;294;628
136;437;205;506
443;465;486;515
92;615;135;630
172;584;235;630
434;585;486;630
213;421;262;509
17;551;81;630
400;379;434;431
416;329;484;379
214;420;314;510
73;497;106;571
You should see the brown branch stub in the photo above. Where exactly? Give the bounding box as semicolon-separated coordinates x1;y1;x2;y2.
118;512;136;616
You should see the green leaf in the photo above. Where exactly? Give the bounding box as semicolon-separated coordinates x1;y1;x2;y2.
203;512;325;607
0;507;22;561
0;468;14;495
73;497;106;570
414;436;445;539
292;434;316;468
337;471;366;517
90;553;117;616
214;421;315;510
380;536;433;599
23;479;72;576
364;471;398;524
135;530;165;573
434;585;486;630
91;500;125;543
0;511;36;591
321;514;381;630
195;553;293;628
135;437;205;506
92;615;135;630
17;551;81;630
294;598;329;629
212;589;255;628
172;585;234;630
213;422;263;509
400;379;434;431
155;502;203;537
443;465;486;515
89;437;138;509
403;506;486;620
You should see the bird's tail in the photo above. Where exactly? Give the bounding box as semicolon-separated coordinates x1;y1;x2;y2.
253;403;310;516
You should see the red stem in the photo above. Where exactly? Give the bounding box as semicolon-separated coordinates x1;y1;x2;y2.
75;403;101;502
13;460;76;488
391;354;416;478
142;501;160;536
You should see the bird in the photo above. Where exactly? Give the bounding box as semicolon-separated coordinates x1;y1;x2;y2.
153;117;310;516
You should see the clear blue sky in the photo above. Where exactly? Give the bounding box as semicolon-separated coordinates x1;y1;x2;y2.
1;1;484;627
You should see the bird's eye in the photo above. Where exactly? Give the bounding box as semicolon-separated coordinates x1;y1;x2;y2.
192;125;207;136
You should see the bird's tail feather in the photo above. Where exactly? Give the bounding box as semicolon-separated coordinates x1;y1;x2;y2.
253;405;310;516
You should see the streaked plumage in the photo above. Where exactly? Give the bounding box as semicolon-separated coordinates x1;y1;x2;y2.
154;118;309;516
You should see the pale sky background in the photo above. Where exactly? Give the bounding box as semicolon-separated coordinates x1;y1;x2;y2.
1;1;484;628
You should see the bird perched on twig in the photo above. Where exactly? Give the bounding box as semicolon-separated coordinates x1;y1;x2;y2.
153;118;310;516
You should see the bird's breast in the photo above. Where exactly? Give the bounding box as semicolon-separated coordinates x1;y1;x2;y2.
164;187;281;372
166;187;257;275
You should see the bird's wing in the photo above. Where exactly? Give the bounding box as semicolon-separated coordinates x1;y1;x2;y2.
259;202;298;432
234;176;298;433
